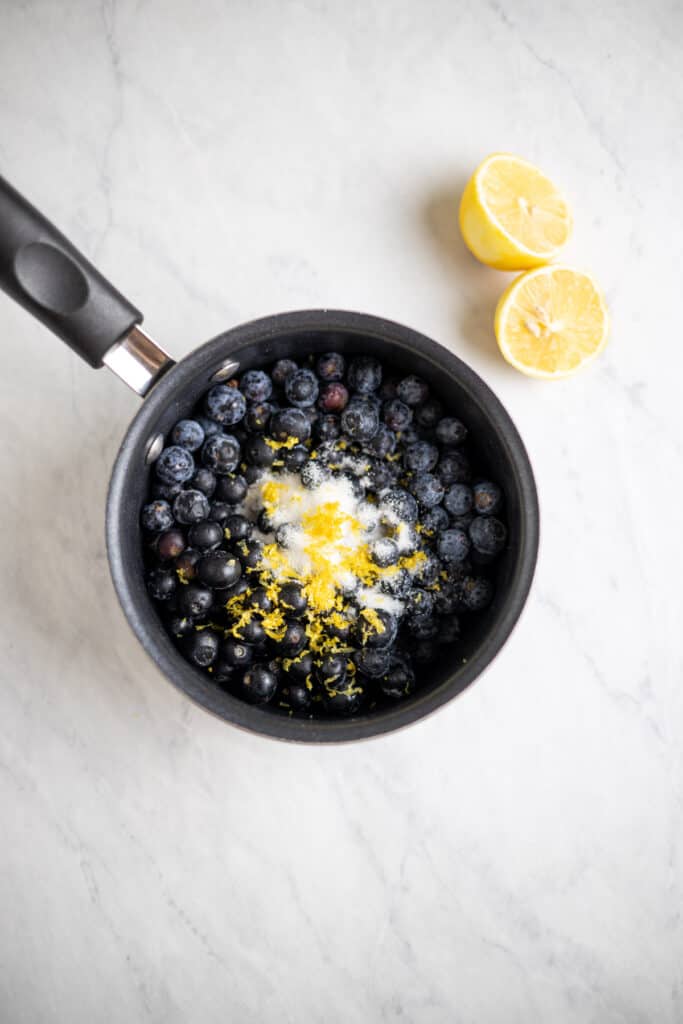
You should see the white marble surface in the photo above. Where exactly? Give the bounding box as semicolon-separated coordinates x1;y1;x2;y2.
1;1;681;1020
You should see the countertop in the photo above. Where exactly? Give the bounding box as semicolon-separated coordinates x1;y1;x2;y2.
1;1;681;1021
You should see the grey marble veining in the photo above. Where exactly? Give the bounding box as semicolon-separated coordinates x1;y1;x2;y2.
1;1;682;1021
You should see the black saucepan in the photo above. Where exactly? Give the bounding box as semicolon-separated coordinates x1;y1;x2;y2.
0;175;539;743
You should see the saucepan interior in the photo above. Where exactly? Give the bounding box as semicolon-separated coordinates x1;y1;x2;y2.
107;310;539;742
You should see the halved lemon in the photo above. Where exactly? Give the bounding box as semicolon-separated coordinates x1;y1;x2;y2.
459;154;572;270
494;265;609;379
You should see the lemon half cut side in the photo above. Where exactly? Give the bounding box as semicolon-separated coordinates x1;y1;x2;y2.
494;265;609;379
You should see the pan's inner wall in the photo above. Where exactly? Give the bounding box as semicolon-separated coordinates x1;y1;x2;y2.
108;313;537;741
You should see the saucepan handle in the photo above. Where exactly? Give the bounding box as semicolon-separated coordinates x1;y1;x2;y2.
0;174;172;395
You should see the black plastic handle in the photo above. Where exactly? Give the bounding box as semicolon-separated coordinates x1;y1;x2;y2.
0;175;142;367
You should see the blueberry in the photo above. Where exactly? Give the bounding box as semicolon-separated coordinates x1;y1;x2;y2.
224;514;252;542
241;619;266;646
469;516;507;558
194;415;223;440
151;480;182;501
141;500;174;532
201;434;241;474
407;616;438;639
324;613;353;643
146;568;177;601
174;548;200;582
285;368;319;408
414;552;441;587
420;506;449;536
244;436;275;468
221;638;254;667
364;424;396;459
244;465;266;485
348;356;382;394
214;474;248;505
208;501;234;525
409;473;445;508
396;375;429;406
188;520;223;551
257;508;275;533
178;583;213;617
157;528;186;561
366;461;395;493
473;481;503;517
444;484;474;517
356;609;397;649
437;449;471;485
433;583;459;615
240;663;278;704
271;358;298;385
224;577;250;601
318;655;347;687
286;652;315;681
316;352;345;381
341;399;379;442
354;648;390;678
318;382;349;413
283;682;312;712
167;615;195;637
204;384;247;425
279;582;307;617
245;586;270;614
269;407;311;444
246;401;275;432
437;527;470;564
457;575;494;611
406;588;435;619
370;537;400;567
173;489;210;525
323;680;365;715
155;445;195;485
382;399;413;432
397;425;420;446
451;513;475;533
282;620;307;656
436;417;467;446
314;414;340;442
416;397;443;428
380;487;418;524
239;540;263;571
239;369;273;403
197;550;242;588
380;657;416;699
379;376;400;401
404;441;439;473
190;467;217;498
379;568;412;599
184;630;219;668
171;419;205;452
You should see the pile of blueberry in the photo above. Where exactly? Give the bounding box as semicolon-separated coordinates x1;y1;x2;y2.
141;352;508;716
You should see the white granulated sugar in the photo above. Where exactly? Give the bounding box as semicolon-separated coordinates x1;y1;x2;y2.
239;470;412;613
395;521;416;554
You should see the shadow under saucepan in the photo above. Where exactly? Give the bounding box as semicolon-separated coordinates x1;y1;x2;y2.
420;181;512;369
